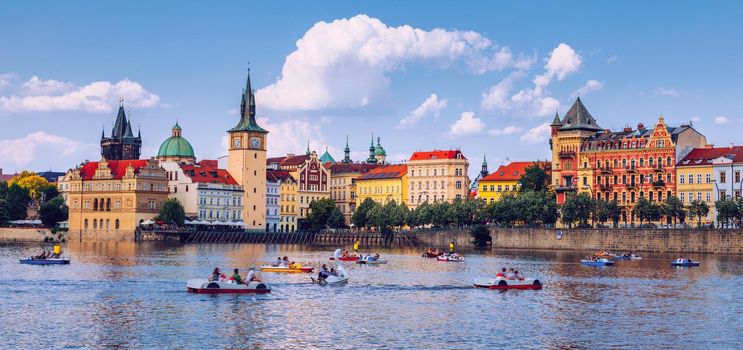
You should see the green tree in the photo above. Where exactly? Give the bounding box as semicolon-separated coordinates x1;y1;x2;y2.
605;200;622;227
491;194;518;227
470;224;491;247
0;199;10;223
633;197;662;226
327;206;345;228
39;196;68;227
39;184;60;203
157;198;186;226
561;193;594;228
352;198;377;228
687;200;710;227
517;162;551;193
715;197;737;228
1;183;31;220
307;198;338;231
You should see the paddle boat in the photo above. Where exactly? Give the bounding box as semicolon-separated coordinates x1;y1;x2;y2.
186;279;271;294
671;258;700;267
473;276;543;290
613;253;642;260
312;249;349;285
356;255;388;265
19;258;70;265
437;253;464;262
260;265;314;273
580;258;614;266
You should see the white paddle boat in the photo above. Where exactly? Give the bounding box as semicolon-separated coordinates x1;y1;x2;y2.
473;276;543;290
312;249;349;285
186;279;271;294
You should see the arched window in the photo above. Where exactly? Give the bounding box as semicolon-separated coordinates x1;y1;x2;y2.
84;219;88;229
115;219;120;230
93;219;97;229
649;157;654;166
106;219;110;230
93;198;98;211
666;156;672;166
639;158;644;167
106;198;111;211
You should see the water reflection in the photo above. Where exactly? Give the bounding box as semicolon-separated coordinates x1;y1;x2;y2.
1;242;742;349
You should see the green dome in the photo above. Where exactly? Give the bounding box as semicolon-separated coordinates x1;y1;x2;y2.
319;147;336;163
158;124;195;158
374;137;386;156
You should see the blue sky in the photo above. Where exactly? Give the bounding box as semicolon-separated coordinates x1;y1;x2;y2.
1;1;742;179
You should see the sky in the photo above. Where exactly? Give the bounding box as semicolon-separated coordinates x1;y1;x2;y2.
1;1;743;179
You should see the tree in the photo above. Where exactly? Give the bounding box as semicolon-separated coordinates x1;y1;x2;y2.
561;193;594;228
157;198;186;226
687;200;709;227
8;171;50;200
633;197;661;226
470;224;491;247
517;162;551;193
715;197;737;228
664;196;684;225
605;200;622;227
0;183;31;220
326;207;345;228
306;198;337;231
0;199;10;223
352;198;376;228
39;196;68;227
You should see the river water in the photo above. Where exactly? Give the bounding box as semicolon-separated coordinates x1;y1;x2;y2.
1;242;741;349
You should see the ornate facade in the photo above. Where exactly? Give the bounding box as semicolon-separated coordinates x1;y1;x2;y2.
101;101;142;160
227;71;268;230
406;150;469;208
329;163;380;225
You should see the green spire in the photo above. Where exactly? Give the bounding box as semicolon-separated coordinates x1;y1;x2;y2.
306;139;311;155
229;69;267;133
320;146;336;163
366;133;377;164
342;134;352;163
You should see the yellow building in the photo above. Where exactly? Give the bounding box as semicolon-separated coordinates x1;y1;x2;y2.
675;147;737;225
329;163;380;225
355;164;408;207
227;72;268;230
407;150;469;208
63;158;169;241
267;169;298;232
479;161;548;204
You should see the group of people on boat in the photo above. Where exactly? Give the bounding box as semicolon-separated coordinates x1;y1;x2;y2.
423;248;444;257
272;256;302;269
31;250;61;260
360;253;380;261
583;255;607;262
675;256;695;263
340;250;358;258
316;264;341;281
495;268;525;281
618;251;636;258
210;267;261;284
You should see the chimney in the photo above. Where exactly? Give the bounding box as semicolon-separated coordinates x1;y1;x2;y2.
637;123;645;130
287;153;295;158
623;127;632;133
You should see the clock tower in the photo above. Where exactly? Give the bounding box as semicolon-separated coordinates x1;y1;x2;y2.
227;71;268;230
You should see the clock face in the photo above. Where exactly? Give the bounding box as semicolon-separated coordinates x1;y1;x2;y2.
251;137;260;149
233;137;241;148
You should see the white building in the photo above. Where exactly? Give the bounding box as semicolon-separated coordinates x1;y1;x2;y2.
160;160;244;222
266;170;281;232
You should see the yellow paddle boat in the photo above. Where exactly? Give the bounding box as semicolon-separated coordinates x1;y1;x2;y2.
260;264;314;273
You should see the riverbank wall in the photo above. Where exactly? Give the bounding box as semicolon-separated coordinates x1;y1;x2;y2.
0;228;55;243
414;228;743;254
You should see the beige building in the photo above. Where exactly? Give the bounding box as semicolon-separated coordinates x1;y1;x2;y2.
329;163;380;225
63;158;169;241
407;150;470;208
227;72;268;230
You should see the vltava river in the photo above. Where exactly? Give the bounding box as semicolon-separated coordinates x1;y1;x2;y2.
1;242;741;349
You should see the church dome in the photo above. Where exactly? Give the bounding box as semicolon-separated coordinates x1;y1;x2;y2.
374;137;386;156
319;147;336;163
157;123;195;159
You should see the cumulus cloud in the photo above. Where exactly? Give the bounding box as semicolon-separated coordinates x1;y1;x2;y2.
0;131;95;170
534;43;582;89
257;117;334;157
691;116;701;123
714;116;730;125
654;87;679;97
489;126;523;136
481;71;525;110
571;80;604;97
0;73;19;89
257;14;529;111
606;55;618;63
449;111;485;136
520;122;551;144
397;93;448;129
0;77;160;113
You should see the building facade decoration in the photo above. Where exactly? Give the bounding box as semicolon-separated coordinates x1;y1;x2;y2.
227;71;268;230
329;162;380;225
407;150;469;208
355;164;408;207
101;101;142;160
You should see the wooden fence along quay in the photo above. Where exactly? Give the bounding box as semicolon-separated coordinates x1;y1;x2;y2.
144;229;426;247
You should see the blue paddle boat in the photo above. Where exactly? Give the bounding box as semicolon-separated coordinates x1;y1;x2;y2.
671;259;700;267
20;258;70;265
580;258;614;266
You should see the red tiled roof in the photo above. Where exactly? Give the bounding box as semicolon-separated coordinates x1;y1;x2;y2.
677;146;743;166
179;160;237;185
79;160;149;180
267;169;295;183
481;161;548;182
409;150;467;161
358;164;407;180
328;163;381;174
267;154;309;167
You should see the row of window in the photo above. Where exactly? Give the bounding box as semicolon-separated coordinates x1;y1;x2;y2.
199;196;242;206
481;184;514;192
595;173;673;186
83;218;120;230
359;185;402;195
198;210;241;221
595;156;673;170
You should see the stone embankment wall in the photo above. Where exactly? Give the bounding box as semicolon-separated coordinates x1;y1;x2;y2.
415;228;743;254
66;229;135;242
0;228;54;242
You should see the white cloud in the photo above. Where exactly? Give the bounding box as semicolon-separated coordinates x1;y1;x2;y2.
654;87;679;97
691;116;701;123
481;71;525;110
536;43;582;89
488;126;523;136
0;131;95;170
257;14;528;111
0;73;19;89
571;80;604;97
606;55;618;64
397;93;448;129
257;117;334;158
520;122;551;144
714;116;730;125
449;111;485;136
0;78;160;113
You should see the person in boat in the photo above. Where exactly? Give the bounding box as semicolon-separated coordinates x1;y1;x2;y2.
318;264;330;279
281;256;290;267
373;253;380;260
210;268;222;281
231;268;244;284
275;257;282;267
505;268;514;279
289;261;298;269
496;268;506;278
329;268;339;277
246;267;261;282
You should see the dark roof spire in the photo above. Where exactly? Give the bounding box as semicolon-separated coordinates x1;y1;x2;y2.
101;126;106;139
559;97;602;131
342;134;352;163
111;100;128;138
229;69;267;133
550;110;562;126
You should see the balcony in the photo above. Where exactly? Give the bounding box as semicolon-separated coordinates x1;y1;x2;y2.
625;182;637;189
653;166;664;172
558;150;576;159
554;185;577;193
599;183;611;191
652;180;666;188
626;166;638;173
600;167;612;175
